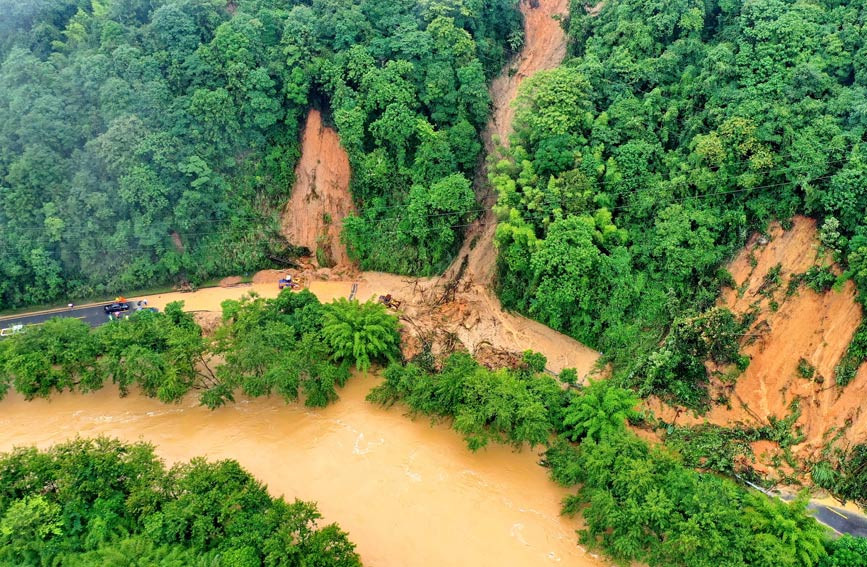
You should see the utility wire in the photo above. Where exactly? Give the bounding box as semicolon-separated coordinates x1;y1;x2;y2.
0;172;837;256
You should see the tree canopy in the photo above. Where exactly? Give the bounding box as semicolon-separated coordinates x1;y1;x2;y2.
0;437;361;566
491;0;867;407
0;289;399;409
0;0;523;308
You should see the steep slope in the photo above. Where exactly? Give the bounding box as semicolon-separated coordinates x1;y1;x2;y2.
448;0;571;287
282;109;355;268
275;0;600;376
651;216;867;463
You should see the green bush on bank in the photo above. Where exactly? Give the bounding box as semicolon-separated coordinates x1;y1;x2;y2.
368;353;860;567
0;438;361;567
0;290;400;409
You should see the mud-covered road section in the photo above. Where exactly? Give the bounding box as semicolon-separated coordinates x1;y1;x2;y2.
412;0;600;375
273;0;599;376
649;216;867;467
282;109;355;268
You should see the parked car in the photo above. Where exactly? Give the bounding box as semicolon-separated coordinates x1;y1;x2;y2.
0;324;24;337
103;302;130;314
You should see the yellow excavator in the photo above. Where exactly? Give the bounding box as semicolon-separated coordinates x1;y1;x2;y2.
378;294;401;310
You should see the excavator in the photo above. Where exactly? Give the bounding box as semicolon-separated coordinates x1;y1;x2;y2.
378;294;401;309
278;274;300;290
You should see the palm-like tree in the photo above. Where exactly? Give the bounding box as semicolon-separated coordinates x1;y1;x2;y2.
561;379;638;443
321;298;400;372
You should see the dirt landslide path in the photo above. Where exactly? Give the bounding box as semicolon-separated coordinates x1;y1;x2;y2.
282;109;355;268
448;0;571;287
648;216;867;470
419;0;598;375
269;0;598;376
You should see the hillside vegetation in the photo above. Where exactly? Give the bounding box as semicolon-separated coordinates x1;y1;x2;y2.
368;353;865;567
492;0;867;408
0;0;521;308
0;290;400;408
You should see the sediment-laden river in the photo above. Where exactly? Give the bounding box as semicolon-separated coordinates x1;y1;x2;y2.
0;377;604;567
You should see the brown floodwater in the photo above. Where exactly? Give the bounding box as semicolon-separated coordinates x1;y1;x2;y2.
0;377;605;567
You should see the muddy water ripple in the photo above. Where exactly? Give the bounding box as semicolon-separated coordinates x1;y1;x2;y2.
0;377;605;567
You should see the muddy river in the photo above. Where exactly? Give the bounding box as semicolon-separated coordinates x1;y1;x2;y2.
0;377;604;567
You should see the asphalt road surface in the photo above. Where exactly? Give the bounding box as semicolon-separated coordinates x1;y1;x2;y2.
0;303;119;330
753;481;867;537
3;304;867;538
807;500;867;537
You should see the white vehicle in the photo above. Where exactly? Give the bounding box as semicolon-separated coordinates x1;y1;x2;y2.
0;324;24;337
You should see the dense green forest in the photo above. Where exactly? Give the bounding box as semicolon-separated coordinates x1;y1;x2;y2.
0;289;400;408
4;0;867;565
0;0;521;308
492;0;867;408
0;437;361;566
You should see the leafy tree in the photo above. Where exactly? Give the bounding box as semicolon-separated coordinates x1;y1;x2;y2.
490;0;867;411
820;535;867;567
0;495;63;565
0;317;98;399
0;0;522;308
322;298;400;372
0;439;361;566
561;379;638;443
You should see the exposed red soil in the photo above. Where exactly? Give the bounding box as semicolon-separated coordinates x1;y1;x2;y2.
488;0;571;152
649;216;867;466
219;276;243;287
282;109;355;268
349;272;600;376
273;0;599;376
448;0;571;288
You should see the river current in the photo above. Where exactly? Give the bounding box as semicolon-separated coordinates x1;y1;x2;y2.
0;376;604;567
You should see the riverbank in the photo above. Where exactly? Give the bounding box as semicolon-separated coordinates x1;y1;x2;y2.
0;376;606;567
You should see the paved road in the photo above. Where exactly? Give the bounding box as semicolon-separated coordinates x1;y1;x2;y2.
3;300;867;537
807;500;867;537
0;304;115;329
745;479;867;537
738;477;867;537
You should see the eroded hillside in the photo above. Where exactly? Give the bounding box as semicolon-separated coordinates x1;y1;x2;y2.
651;216;867;467
282;109;355;268
276;0;599;375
